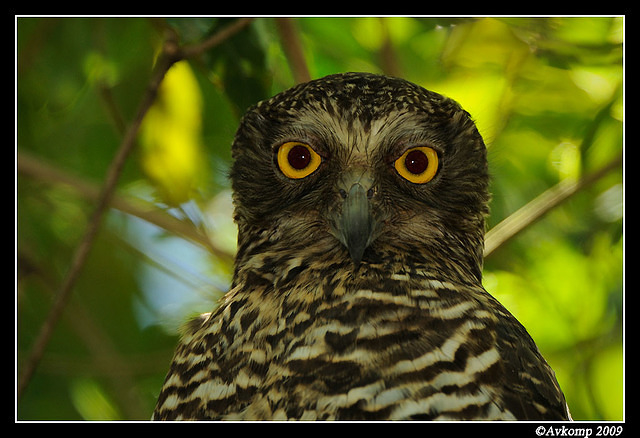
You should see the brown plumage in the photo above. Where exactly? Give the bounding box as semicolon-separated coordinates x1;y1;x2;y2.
152;72;571;421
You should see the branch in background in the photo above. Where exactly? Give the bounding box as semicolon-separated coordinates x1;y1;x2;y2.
484;152;623;258
378;18;401;78
275;18;311;84
17;18;251;401
484;83;623;259
16;256;150;419
17;50;172;402
181;17;254;60
17;151;234;263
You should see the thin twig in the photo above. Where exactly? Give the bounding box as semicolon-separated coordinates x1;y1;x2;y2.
180;17;254;59
17;18;251;401
484;152;623;258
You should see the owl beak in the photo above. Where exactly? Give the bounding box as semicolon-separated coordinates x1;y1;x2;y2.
334;181;376;265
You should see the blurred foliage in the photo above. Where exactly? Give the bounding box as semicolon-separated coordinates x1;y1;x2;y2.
16;17;623;421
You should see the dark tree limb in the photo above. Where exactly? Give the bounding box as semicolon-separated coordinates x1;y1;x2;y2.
17;17;252;401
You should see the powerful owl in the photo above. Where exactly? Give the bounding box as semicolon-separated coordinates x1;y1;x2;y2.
152;72;571;421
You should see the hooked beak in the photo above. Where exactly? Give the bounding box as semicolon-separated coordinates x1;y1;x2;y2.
332;176;378;264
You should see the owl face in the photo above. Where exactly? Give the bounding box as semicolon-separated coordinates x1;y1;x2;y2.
231;73;489;280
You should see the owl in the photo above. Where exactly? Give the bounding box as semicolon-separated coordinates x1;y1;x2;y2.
152;72;571;421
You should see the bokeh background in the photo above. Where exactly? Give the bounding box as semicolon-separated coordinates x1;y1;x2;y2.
16;17;623;421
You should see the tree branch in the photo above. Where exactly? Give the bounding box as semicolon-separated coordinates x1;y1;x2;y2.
484;152;623;258
17;17;251;401
17;54;171;402
180;17;254;60
275;18;311;84
17;151;234;262
17;258;149;419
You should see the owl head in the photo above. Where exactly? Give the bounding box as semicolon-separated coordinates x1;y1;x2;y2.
230;72;489;283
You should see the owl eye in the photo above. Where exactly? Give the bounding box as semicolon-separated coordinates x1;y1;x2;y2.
394;146;439;184
277;141;322;179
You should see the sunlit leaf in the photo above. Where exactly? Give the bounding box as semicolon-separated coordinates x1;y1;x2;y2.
83;51;119;87
70;378;121;421
139;60;208;206
590;342;623;420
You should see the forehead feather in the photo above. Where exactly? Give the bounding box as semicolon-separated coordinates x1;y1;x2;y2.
245;73;464;157
254;72;455;123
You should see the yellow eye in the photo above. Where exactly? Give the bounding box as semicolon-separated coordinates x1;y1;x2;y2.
277;142;322;179
394;146;439;184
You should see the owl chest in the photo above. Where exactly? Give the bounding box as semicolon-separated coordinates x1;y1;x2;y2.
211;287;499;419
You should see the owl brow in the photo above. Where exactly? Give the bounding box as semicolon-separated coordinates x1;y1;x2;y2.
270;122;326;152
279;111;354;160
368;115;434;159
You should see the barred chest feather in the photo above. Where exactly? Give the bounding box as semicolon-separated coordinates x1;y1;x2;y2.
153;256;569;421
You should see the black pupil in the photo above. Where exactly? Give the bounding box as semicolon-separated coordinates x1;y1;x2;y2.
288;145;311;170
405;150;429;174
